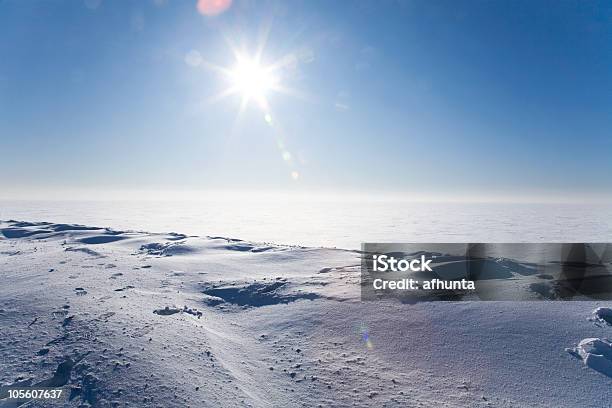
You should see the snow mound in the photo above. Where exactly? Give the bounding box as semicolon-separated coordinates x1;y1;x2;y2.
569;338;612;377
0;227;53;238
592;307;612;325
139;241;194;256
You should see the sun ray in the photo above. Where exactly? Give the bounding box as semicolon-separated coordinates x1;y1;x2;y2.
198;59;234;77
205;85;241;105
230;95;250;136
269;84;315;103
265;53;299;73
254;18;273;66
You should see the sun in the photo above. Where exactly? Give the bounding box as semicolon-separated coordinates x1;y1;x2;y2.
196;40;304;181
229;56;277;103
202;47;297;112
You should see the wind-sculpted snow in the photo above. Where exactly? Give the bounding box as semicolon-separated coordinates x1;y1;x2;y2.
139;241;196;256
202;280;320;308
0;227;53;239
1;219;612;407
78;235;127;245
569;338;612;377
565;307;612;379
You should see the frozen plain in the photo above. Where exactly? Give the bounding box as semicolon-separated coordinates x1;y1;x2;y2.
1;219;611;407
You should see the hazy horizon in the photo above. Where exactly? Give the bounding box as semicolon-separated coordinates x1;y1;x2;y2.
2;199;612;249
2;186;612;204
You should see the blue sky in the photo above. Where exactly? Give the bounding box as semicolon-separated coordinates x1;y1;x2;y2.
1;0;611;200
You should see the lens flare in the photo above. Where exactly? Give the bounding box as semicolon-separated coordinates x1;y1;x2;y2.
197;0;232;16
359;324;374;350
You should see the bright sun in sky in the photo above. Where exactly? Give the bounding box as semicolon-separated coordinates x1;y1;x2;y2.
198;44;302;181
229;57;277;103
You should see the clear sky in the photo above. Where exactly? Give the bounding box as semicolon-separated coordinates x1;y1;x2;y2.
1;0;611;200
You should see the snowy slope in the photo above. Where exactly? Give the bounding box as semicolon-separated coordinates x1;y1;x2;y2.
1;220;611;407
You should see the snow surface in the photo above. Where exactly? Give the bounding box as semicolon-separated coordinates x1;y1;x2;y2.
1;220;611;407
